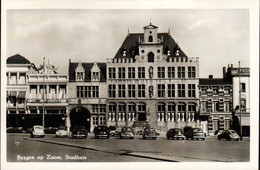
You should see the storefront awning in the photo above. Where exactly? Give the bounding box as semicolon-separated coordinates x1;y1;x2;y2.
18;91;26;98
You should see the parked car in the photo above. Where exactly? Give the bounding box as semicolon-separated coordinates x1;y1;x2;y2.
72;126;88;139
7;127;23;133
142;127;158;140
30;125;45;138
110;128;122;137
184;127;206;140
120;127;135;139
166;128;185;140
214;130;223;137
108;126;116;136
94;125;110;139
55;126;68;138
132;121;150;135
44;127;58;134
217;130;240;141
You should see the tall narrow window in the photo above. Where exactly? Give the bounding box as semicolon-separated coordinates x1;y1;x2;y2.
118;67;125;79
158;84;165;98
149;36;153;42
188;84;196;97
148;52;154;62
138;67;145;79
109;67;116;79
212;102;219;112
168;67;175;78
108;85;116;98
138;85;145;98
77;86;84;98
188;67;196;78
85;86;91;98
178;67;185;78
241;98;246;110
92;86;99;98
241;83;246;92
118;85;126;98
128;67;135;79
178;84;185;97
168;84;175;97
157;67;165;78
128;84;135;98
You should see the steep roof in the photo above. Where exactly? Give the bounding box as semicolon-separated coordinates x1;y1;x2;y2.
199;78;232;85
114;33;188;59
143;24;158;29
69;62;106;82
7;54;31;64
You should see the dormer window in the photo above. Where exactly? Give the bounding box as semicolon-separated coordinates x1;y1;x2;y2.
175;50;180;56
167;50;171;56
91;63;100;81
75;62;85;81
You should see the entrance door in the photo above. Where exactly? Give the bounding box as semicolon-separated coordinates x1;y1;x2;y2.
201;121;208;136
70;107;91;132
138;113;147;121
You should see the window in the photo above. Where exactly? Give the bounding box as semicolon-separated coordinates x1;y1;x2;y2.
157;67;165;78
108;104;116;121
92;116;98;126
148;52;154;62
99;115;106;125
241;98;246;110
92;72;99;81
201;102;207;112
138;103;146;112
188;84;196;97
188;67;196;78
178;67;185;78
118;67;125;79
92;86;99;98
138;67;145;79
157;104;165;121
168;67;175;78
201;88;207;95
19;73;26;84
241;83;246;92
118;85;126;98
10;73;17;84
178;84;185;97
128;85;135;98
76;72;84;81
212;102;219;112
92;104;99;113
100;104;106;113
128;67;135;79
109;67;116;79
85;86;91;98
158;84;165;98
178;105;186;121
224;88;230;95
108;85;116;98
224;102;230;112
77;86;84;98
128;104;136;112
213;88;218;95
149;36;153;42
138;85;145;98
168;84;175;98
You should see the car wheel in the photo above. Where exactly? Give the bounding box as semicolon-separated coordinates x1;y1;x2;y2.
236;139;239;141
131;137;134;140
218;136;221;140
227;137;231;141
143;136;146;139
182;138;184;140
202;138;205;141
186;137;188;140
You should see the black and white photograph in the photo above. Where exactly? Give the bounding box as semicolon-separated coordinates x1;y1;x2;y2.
1;1;259;170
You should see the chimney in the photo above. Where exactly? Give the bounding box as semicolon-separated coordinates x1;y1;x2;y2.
209;75;213;79
69;59;71;63
223;67;226;79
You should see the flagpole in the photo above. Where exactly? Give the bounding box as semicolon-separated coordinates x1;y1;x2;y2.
43;57;45;128
239;61;242;141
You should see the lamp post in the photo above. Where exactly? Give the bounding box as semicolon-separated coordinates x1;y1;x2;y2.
42;57;46;129
239;61;243;141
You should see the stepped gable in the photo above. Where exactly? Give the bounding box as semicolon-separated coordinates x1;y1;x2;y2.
69;62;106;82
114;33;188;59
7;54;31;64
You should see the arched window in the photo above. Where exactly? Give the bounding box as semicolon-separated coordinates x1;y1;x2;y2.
148;52;154;62
149;36;153;42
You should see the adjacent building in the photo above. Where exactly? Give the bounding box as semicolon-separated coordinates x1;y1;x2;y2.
199;75;233;135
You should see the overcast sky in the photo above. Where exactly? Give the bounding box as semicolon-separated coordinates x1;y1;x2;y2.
7;9;249;78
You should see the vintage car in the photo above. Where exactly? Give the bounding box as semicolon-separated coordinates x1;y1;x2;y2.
119;127;135;139
30;125;45;138
94;125;110;139
142;127;158;140
184;127;206;140
166;128;185;140
72;126;88;139
217;130;240;141
55;126;68;138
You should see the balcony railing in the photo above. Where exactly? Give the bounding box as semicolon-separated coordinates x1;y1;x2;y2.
26;98;68;103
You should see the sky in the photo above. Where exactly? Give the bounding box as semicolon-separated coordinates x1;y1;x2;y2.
6;9;250;78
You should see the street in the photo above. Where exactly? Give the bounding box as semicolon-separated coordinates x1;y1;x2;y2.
7;133;249;162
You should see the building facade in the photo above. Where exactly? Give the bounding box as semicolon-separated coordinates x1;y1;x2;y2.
106;23;200;131
224;64;250;136
199;75;233;135
67;61;107;132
